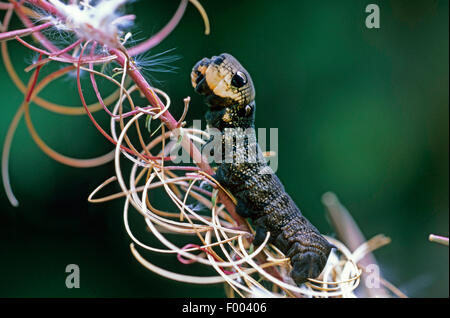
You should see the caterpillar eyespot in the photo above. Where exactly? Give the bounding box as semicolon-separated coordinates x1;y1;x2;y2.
231;71;247;88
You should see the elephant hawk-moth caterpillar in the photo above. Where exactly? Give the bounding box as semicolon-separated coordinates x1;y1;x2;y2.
191;53;333;285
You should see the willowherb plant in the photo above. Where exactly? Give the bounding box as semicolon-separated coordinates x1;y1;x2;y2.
0;0;405;298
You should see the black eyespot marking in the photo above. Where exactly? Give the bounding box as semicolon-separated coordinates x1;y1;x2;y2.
231;71;247;88
213;56;224;65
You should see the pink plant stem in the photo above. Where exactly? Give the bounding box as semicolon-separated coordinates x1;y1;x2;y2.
0;5;13;33
112;50;178;128
0;2;13;10
178;244;235;275
163;166;201;172
51;54;115;64
112;107;157;120
89;42;118;118
76;44;171;162
15;35;50;55
177;244;198;265
25;53;43;101
15;36;81;57
51;38;82;56
88;45;157;120
0;20;52;41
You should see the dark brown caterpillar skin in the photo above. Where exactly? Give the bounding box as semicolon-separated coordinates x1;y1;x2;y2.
191;53;334;285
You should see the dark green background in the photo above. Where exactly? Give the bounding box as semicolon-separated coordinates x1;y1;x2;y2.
0;0;448;297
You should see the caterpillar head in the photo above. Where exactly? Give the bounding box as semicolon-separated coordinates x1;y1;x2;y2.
191;53;255;109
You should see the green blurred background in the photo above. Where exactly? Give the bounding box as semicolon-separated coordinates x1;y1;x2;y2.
0;0;448;297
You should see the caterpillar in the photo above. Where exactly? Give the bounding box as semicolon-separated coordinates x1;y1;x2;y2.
191;53;333;285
